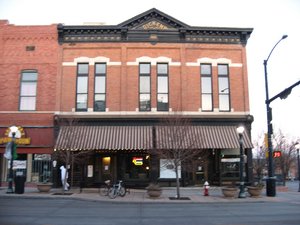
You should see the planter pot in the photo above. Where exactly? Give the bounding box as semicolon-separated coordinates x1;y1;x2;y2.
36;183;53;193
247;186;263;197
147;189;162;198
221;187;238;198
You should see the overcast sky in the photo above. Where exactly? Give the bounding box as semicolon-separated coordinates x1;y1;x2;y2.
1;0;299;142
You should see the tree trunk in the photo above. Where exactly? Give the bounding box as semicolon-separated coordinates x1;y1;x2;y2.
282;171;286;186
175;165;180;199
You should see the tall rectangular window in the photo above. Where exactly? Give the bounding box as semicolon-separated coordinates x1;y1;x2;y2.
94;63;106;111
139;63;151;111
200;64;213;111
76;63;89;111
19;70;38;111
157;63;169;111
218;64;230;111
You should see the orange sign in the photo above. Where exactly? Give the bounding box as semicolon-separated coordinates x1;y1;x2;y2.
0;126;31;145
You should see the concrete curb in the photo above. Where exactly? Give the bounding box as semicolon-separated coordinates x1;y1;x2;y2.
1;186;298;204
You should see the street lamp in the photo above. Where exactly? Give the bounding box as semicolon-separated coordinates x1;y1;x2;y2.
264;35;288;197
237;126;246;198
6;126;19;194
295;143;300;192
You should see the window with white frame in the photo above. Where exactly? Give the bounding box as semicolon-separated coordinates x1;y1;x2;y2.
218;64;230;111
76;63;89;111
139;63;151;111
200;64;213;111
19;70;38;111
94;63;106;111
157;63;169;111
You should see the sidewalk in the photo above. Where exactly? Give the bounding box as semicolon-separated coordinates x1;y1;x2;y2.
1;185;299;204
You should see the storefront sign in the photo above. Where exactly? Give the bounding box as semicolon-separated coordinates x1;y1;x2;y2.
160;159;181;179
88;165;93;177
7;160;27;169
132;157;143;166
221;158;240;162
0;126;31;145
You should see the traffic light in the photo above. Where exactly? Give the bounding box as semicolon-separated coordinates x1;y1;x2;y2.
273;151;282;158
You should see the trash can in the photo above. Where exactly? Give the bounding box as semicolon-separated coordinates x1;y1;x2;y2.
14;171;26;194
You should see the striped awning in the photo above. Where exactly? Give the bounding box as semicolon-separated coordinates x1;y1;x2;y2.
54;125;253;151
54;126;153;151
155;125;253;149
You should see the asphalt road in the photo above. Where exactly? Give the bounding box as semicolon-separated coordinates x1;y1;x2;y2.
0;197;299;225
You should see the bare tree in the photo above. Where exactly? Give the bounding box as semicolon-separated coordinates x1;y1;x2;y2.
53;118;92;193
252;133;267;184
151;114;208;199
272;129;298;186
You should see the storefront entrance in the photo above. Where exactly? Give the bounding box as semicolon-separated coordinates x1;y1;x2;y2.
93;152;150;187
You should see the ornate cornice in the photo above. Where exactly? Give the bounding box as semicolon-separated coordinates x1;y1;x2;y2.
58;8;252;45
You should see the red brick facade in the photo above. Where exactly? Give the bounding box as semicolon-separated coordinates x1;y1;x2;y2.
0;20;58;156
0;9;254;186
58;42;250;112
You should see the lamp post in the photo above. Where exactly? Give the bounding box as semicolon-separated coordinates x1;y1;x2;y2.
264;35;288;197
237;126;246;198
6;126;19;194
296;143;300;192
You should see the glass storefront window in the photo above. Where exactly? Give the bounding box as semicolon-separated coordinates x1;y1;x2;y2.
123;154;150;180
159;159;181;179
221;158;240;179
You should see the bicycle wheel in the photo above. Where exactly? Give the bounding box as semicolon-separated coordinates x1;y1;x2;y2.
99;184;109;196
108;187;117;199
119;186;126;197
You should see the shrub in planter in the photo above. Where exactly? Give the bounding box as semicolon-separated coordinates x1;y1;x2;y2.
247;183;264;197
221;187;238;198
146;183;162;198
36;172;52;193
36;182;53;192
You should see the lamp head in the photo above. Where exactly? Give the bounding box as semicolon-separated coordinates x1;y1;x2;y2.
282;35;288;39
9;126;21;138
236;126;245;135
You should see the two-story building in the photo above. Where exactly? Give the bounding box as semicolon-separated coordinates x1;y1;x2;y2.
0;8;253;188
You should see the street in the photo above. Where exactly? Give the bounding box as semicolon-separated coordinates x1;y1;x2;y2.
0;197;299;225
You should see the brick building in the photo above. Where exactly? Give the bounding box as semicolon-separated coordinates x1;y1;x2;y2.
0;9;253;188
0;20;58;185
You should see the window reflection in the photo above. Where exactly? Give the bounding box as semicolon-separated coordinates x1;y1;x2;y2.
140;94;151;111
20;70;38;111
140;76;150;93
157;63;168;111
218;64;230;111
94;63;106;111
139;63;151;111
201;64;213;111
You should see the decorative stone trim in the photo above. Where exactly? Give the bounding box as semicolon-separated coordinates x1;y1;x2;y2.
63;56;121;66
127;56;181;66
186;57;242;67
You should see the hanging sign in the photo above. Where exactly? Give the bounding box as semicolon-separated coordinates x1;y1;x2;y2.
0;126;31;145
132;157;143;166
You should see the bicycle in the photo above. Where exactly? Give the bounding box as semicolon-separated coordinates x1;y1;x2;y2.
108;180;128;199
99;180;111;196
